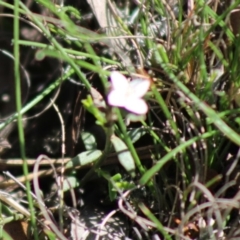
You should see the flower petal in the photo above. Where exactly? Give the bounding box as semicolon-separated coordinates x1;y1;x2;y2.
110;71;129;90
108;90;126;107
125;98;148;115
129;78;150;98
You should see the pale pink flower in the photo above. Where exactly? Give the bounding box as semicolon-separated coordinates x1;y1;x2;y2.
108;71;150;115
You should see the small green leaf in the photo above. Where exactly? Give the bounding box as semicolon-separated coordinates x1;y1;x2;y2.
81;131;97;150
108;174;135;201
128;127;148;143
63;176;79;191
111;135;135;177
111;173;122;181
115;181;135;190
82;95;106;125
35;49;46;60
108;174;122;201
66;150;102;168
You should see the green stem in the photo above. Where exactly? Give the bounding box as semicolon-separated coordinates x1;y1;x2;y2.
16;40;118;65
115;109;145;175
13;1;38;239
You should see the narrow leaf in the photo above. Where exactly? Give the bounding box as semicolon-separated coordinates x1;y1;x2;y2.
63;176;79;191
81;131;97;150
128;127;148;143
111;135;135;177
66;150;102;168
